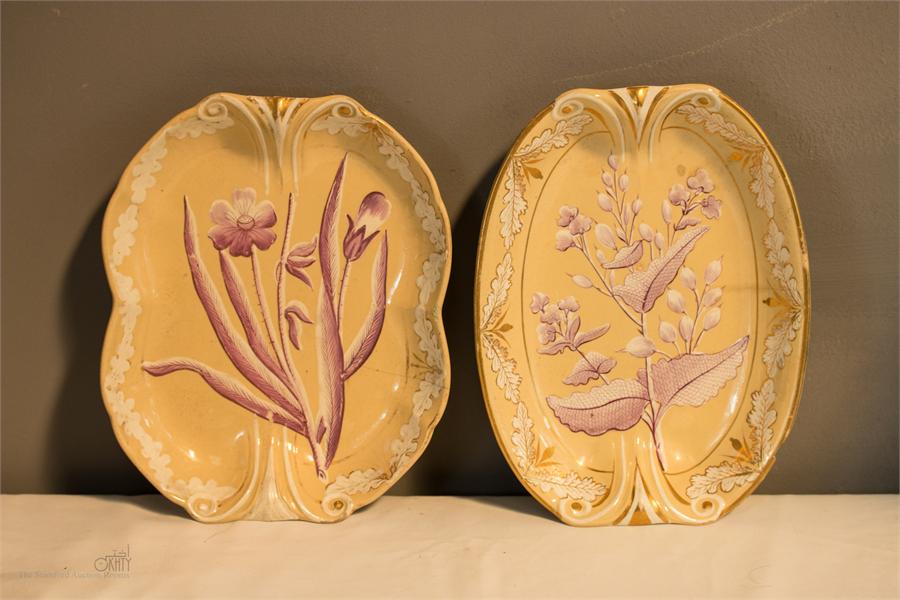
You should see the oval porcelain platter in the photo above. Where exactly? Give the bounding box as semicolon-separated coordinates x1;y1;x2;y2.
476;85;808;526
101;94;451;522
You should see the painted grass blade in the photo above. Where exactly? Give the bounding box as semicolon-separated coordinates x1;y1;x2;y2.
343;234;388;379
181;197;304;424
217;251;291;385
143;357;307;436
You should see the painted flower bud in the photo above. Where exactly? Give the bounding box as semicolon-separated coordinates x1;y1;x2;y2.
638;223;654;241
597;192;614;212
705;258;723;284
343;192;391;262
607;153;619;171
702;287;722;307
681;266;697;290
654;232;665;251
659;321;677;343
572;274;593;288
619;174;630;192
595;224;617;249
601;172;614;187
285;238;318;287
703;307;721;330
679;315;694;342
667;290;685;314
661;199;673;224
632;198;643;214
625;336;655;358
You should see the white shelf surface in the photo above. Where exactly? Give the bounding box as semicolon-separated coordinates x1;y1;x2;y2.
1;494;897;599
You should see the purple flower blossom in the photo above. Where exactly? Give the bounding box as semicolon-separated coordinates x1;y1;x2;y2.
567;214;592;235
558;296;580;312
530;292;550;314
539;303;563;324
668;184;691;207
537;323;557;345
700;195;722;219
558;205;579;227
343;191;391;262
687;168;715;193
208;188;277;257
285;237;317;286
555;230;577;251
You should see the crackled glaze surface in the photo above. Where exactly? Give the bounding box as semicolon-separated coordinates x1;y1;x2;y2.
476;85;808;525
101;93;451;522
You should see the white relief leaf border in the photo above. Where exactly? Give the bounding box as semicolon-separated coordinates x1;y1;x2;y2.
479;110;605;503
103;97;238;519
679;101;805;500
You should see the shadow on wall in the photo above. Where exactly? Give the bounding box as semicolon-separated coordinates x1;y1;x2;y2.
45;194;154;494
393;157;524;496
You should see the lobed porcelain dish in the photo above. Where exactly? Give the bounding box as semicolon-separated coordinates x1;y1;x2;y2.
101;93;451;522
475;84;808;525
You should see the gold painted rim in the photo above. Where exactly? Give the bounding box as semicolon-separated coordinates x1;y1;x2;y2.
473;84;810;525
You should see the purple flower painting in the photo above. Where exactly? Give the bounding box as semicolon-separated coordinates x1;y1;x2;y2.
536;158;748;471
143;156;390;480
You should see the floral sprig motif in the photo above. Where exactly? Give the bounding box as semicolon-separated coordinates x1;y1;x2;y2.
536;155;749;470
142;156;390;481
530;294;615;386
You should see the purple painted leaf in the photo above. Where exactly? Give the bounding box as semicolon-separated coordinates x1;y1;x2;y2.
316;276;345;468
538;340;569;355
566;315;581;341
547;379;649;436
652;336;750;411
613;227;708;313
285;237;317;286
343;234;389;379
602;240;643;269
285;300;313;349
573;324;610;348
674;216;702;231
562;352;617;385
143;357;307;436
217;251;288;385
319;157;346;309
181;198;301;419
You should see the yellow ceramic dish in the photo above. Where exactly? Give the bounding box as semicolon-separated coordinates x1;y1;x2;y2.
476;85;808;525
101;94;451;522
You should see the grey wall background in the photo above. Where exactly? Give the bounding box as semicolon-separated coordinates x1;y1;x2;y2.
2;1;897;496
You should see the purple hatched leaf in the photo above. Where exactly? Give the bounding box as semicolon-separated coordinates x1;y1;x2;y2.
573;324;610;348
547;379;649;436
602;240;644;269
180;198;301;418
562;352;617;386
143;357;307;436
651;336;749;411
613;227;708;313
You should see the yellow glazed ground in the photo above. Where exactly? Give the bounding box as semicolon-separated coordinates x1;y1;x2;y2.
476;85;808;526
101;94;451;522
